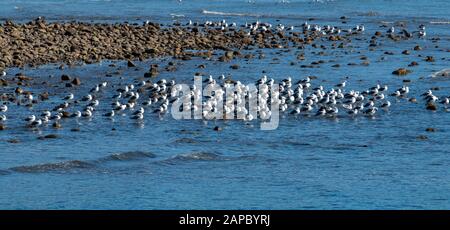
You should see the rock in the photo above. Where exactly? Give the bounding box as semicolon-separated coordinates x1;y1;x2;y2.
71;78;81;86
416;135;428;140
374;31;382;36
425;127;436;132
408;61;419;67
225;51;234;59
61;111;71;118
425;56;435;62
392;68;412;75
402;50;410;55
39;92;50;101
61;74;71;81
213;126;222;131
127;60;136;67
413;45;422;51
7;139;20;144
52;122;62;129
409;98;417;103
426;102;437;111
230;64;240;69
44;134;58;139
15;87;24;94
0;124;5;130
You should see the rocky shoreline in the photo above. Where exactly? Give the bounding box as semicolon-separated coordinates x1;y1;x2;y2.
0;18;329;70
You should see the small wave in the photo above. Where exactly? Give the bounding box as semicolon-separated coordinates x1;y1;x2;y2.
99;151;156;162
170;13;185;18
0;170;11;175
172;152;223;161
430;69;450;78
173;138;198;144
430;21;450;24
161;152;260;165
202;10;259;17
10;160;95;173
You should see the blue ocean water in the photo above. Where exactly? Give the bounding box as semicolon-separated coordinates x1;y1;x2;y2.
0;0;450;209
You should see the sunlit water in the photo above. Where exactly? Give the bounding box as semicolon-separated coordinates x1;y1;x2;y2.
0;0;450;209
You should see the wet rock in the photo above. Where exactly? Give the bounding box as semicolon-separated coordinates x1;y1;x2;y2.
61;74;71;81
44;134;58;139
52;122;62;129
425;56;435;62
127;60;136;67
7;139;20;144
144;64;159;78
39;92;50;101
416;135;428;140
408;61;419;67
425;127;436;132
225;51;234;59
15;87;24;94
230;64;240;70
392;68;412;75
61;111;71;118
426;102;437;111
361;61;370;66
71;77;81;86
0;79;8;86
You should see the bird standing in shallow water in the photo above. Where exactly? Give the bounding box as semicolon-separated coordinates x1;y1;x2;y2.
0;105;7;112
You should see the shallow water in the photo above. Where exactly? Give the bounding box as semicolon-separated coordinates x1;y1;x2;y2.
1;0;450;209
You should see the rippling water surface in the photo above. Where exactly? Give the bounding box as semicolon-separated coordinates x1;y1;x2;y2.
0;0;450;209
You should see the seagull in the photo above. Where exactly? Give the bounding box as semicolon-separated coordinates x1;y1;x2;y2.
104;110;115;117
88;100;99;107
40;110;51;118
364;107;378;116
29;119;42;127
90;85;100;93
82;110;93;117
0;114;6;121
132;107;144;115
0;105;7;112
24;115;36;122
381;101;391;109
336;81;346;88
71;111;82;118
64;93;74;101
82;94;93;102
348;109;358;115
1;71;6;77
387;26;395;34
131;113;144;120
440;97;449;106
